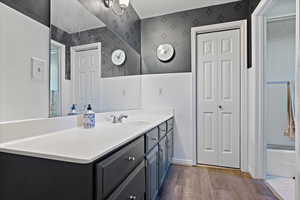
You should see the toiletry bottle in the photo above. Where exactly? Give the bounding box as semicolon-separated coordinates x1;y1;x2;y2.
83;104;95;129
68;104;79;116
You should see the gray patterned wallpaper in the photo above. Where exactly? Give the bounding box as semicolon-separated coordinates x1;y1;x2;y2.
78;0;141;53
51;25;140;79
249;0;261;13
0;0;50;26
3;0;257;73
141;0;249;74
248;0;261;67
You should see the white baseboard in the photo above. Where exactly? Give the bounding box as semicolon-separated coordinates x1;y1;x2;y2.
172;158;194;166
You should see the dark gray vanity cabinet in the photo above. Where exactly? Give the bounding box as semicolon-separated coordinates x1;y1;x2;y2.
146;146;159;200
0;117;174;200
145;118;174;200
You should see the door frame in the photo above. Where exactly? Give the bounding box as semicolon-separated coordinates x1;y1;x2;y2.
70;42;102;110
191;20;248;172
252;0;299;199
50;40;66;117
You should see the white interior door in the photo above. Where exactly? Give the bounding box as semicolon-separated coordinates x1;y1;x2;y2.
197;29;241;168
73;46;101;112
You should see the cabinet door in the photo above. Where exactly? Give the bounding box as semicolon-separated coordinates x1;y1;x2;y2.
107;162;145;200
158;136;167;187
96;137;145;200
145;128;159;153
146;146;159;200
167;131;174;168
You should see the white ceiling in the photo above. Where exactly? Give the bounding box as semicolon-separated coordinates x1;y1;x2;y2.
51;0;105;34
266;0;296;17
130;0;241;19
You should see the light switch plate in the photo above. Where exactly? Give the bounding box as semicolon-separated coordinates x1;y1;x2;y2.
31;57;46;81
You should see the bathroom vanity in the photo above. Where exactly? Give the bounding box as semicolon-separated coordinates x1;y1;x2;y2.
0;112;174;200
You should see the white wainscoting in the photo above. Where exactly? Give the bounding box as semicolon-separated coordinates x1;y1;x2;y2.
100;75;142;112
141;73;193;165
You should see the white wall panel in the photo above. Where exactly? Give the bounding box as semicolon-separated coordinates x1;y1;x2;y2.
0;3;49;122
141;73;193;165
100;75;142;112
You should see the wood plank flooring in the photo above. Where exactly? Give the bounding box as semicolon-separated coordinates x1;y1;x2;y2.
158;165;278;200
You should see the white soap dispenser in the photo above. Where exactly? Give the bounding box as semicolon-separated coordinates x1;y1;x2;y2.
83;104;96;129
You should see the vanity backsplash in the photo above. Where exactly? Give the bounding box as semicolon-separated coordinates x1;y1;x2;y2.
0;109;174;144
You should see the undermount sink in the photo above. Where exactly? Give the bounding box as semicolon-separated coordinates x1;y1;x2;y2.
121;120;151;126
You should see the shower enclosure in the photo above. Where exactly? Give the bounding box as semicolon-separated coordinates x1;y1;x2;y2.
264;15;296;200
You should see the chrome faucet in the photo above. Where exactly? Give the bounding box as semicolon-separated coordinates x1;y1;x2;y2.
111;114;128;123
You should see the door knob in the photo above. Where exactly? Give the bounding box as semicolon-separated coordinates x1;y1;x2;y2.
128;156;136;161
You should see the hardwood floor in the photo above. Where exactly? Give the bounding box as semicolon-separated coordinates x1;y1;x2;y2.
158;165;278;200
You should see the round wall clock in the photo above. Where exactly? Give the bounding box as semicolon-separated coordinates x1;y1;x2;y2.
111;49;126;66
157;44;175;62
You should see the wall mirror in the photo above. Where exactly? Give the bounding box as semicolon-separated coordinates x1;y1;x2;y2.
0;0;141;122
50;0;141;118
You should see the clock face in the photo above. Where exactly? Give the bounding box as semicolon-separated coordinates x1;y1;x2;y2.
157;44;175;62
112;49;126;66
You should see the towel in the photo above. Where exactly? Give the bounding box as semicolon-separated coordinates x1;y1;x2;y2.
284;82;295;140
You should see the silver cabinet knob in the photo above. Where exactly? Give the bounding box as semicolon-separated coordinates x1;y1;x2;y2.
129;195;137;200
128;156;136;161
218;105;223;109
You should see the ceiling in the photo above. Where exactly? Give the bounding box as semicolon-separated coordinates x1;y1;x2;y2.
266;0;296;17
51;0;105;34
130;0;241;19
51;0;242;33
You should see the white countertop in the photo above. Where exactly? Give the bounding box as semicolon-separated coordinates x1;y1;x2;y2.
0;110;173;164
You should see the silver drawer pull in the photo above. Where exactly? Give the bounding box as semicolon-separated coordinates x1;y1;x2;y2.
128;156;136;161
129;195;137;200
151;137;158;141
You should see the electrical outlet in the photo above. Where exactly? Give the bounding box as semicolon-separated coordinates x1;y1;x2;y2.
159;88;163;96
31;57;46;81
122;89;126;96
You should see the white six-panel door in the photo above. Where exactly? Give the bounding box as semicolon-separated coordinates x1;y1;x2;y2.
197;29;241;168
74;48;101;112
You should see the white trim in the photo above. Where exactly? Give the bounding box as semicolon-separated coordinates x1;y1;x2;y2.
191;20;248;172
172;158;194;166
70;43;102;108
50;40;66;117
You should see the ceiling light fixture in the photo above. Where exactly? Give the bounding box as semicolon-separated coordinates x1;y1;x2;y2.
104;0;129;16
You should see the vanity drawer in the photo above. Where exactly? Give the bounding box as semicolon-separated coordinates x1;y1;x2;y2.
96;137;145;200
167;118;174;132
107;161;145;200
145;127;159;152
158;122;167;139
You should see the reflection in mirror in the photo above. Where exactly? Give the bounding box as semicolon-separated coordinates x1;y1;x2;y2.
50;43;62;118
50;0;141;117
